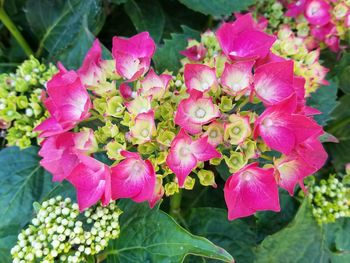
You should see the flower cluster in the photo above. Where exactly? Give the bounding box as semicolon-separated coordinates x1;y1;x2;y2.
11;196;121;263
304;170;350;224
36;13;327;221
0;56;57;148
256;0;350;52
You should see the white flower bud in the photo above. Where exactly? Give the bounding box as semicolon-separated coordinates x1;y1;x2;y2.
62;207;70;215
84;247;92;255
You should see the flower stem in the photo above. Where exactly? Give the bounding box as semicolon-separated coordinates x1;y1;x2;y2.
0;7;33;57
169;190;182;217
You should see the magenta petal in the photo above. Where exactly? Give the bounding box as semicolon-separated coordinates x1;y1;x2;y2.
184;64;216;93
111;152;156;202
254;61;295;105
305;0;331;26
191;136;222;162
67;155;111;211
224;163;280;220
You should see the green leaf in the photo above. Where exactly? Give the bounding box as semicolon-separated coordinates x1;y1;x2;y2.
255;189;299;240
334;53;350;94
326;94;350;171
124;0;165;43
255;201;329;263
0;146;74;261
186;208;256;263
307;80;338;126
106;200;234;263
178;0;254;16
25;0;105;67
153;25;200;73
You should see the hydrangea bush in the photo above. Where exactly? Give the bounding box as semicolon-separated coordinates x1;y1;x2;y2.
0;1;349;262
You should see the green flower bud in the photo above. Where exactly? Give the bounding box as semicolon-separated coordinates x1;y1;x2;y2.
184;176;195;190
106;96;125;118
224;114;251;145
156;130;175;147
224;152;247;173
197;169;217;187
106;141;126;161
16;96;29;109
15;78;28;92
165;182;179;196
137;142;157;155
219;96;234;112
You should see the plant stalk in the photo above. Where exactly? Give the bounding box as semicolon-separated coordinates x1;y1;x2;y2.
0;7;33;57
169;190;182;217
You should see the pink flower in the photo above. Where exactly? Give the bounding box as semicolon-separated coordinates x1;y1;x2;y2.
67;154;111;211
275;134;327;195
224;163;280;220
148;176;164;208
310;22;335;40
274;153;314;195
220;60;254;96
174;90;220;134
253;61;295;106
166;129;221;187
111;151;156;203
216;13;276;60
140;69;172;99
254;95;322;154
77;39;104;86
285;0;307;17
305;0;331;26
35;65;91;137
129;110;156;144
38;129;97;182
119;83;133;99
112;32;156;81
184;64;217;93
180;44;207;61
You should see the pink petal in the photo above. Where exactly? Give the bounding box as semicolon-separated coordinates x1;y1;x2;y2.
191;136;222;161
67;155;111;211
221;60;254;96
224;163;280;220
254;61;295;105
305;0;331;26
184;64;216;93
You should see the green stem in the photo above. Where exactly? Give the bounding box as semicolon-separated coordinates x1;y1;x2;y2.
0;7;33;57
236;96;249;110
169;190;182;218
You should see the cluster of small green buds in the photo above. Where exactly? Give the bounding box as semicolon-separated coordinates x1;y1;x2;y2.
252;0;292;33
11;196;122;263
0;56;57;148
305;174;350;224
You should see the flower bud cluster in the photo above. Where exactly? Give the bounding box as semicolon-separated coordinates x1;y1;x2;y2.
253;0;350;53
0;56;57;148
11;196;122;262
305;174;350;224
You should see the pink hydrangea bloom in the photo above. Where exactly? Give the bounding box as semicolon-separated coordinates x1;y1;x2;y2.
111;151;156;203
253;61;295;106
285;0;307;17
35;65;91;137
112;32;155;81
224;163;280;220
77;39;104;86
305;0;331;26
38;129;97;182
140;69;172;99
180;43;207;61
254;95;322;154
148;176;164;208
216;13;276;60
166;129;221;187
67;154;111;211
175;90;220;134
221;60;254;96
184;64;217;93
